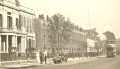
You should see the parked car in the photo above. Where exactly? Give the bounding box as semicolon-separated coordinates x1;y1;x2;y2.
61;56;68;62
53;56;62;64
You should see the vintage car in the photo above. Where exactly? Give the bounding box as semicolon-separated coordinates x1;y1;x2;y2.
53;56;62;64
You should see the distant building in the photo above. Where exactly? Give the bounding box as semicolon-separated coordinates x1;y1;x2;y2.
0;0;36;61
83;28;98;56
87;39;97;56
34;14;99;57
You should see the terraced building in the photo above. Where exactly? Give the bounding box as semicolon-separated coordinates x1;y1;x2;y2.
0;0;36;62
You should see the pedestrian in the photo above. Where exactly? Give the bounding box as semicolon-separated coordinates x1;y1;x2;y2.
40;51;43;64
36;51;40;63
43;50;48;64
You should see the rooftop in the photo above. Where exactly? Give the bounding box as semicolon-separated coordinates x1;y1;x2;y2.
0;0;35;15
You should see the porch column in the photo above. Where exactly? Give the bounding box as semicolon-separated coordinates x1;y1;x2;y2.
12;36;17;47
16;36;17;51
0;35;1;53
21;36;26;53
15;36;17;48
0;35;1;62
24;36;27;51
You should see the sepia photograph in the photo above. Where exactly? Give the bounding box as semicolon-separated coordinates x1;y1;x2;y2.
0;0;120;69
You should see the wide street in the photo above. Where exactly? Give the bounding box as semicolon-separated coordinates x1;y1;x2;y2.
16;56;120;69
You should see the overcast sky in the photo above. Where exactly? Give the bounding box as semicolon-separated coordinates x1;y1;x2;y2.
20;0;120;38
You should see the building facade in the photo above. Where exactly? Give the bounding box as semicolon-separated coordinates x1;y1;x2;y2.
0;0;36;61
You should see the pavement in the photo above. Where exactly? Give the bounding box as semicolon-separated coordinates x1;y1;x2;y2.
16;55;120;69
62;57;98;65
0;57;98;69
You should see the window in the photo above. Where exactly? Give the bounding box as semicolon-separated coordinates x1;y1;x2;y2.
0;14;3;28
27;18;29;32
18;15;22;30
8;35;13;53
7;16;12;29
24;16;26;28
30;19;32;32
16;18;19;29
29;39;32;48
30;18;34;33
27;39;32;49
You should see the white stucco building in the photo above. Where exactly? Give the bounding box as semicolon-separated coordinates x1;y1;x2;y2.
87;39;97;52
0;0;36;61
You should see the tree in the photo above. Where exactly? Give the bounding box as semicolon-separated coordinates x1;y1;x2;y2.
34;14;46;49
62;18;73;42
47;13;73;54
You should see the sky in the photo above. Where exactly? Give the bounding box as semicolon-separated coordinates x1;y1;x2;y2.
20;0;120;38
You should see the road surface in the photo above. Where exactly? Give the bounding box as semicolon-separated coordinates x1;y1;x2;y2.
11;56;120;69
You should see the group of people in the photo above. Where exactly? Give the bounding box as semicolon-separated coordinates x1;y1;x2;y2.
36;50;48;64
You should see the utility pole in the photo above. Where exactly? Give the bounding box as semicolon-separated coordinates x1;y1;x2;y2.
57;30;60;55
43;19;46;51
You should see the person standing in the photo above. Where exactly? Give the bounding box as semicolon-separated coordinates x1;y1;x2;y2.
40;51;43;64
43;50;48;64
36;51;40;63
